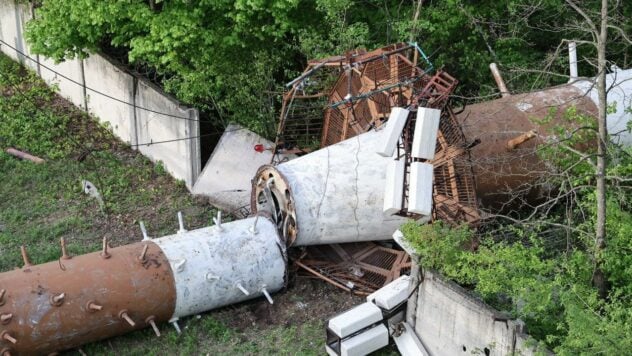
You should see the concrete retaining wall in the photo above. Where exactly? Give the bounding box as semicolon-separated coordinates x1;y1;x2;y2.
413;270;539;356
0;0;201;189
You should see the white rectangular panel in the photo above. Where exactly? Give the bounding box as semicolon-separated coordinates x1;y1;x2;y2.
328;302;383;338
341;324;389;356
411;107;441;160
376;107;409;157
367;275;410;311
409;162;434;216
383;159;405;215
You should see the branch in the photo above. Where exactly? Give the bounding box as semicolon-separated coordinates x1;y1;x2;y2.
607;24;632;45
564;0;598;35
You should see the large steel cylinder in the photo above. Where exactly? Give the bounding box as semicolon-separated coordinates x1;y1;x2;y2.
0;243;176;355
0;215;286;355
252;129;412;246
457;68;632;209
155;215;287;318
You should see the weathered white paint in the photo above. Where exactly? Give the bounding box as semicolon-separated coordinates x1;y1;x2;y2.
408;162;433;216
383;159;405;215
572;67;632;146
272;129;413;245
377;107;409;157
366;275;410;310
154;216;286;318
193;124;275;212
339;324;389;356
328;302;383;338
411;107;440;160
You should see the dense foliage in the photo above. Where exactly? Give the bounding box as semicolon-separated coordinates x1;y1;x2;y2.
25;0;632;135
402;106;632;353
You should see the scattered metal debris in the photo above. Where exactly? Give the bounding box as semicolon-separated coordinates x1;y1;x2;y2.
294;242;411;296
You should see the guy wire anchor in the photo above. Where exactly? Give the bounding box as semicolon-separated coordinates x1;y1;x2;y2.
213;211;223;231
177;211;187;234
139;221;150;241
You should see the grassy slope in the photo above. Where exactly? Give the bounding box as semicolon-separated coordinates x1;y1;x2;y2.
0;54;400;355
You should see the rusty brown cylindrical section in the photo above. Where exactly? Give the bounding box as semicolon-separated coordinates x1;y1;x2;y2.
456;84;598;209
0;241;176;355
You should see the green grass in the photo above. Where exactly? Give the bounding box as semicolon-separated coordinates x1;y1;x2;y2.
81;317;326;355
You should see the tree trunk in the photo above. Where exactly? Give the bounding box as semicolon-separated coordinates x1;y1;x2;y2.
593;0;609;300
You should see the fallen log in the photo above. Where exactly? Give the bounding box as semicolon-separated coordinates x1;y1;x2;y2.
5;147;45;164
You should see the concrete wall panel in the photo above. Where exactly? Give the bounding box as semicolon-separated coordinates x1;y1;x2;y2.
39;57;85;108
135;79;199;188
413;271;537;356
83;54;134;141
0;0;19;61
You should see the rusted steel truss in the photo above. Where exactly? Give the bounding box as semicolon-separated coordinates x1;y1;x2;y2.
294;242;410;296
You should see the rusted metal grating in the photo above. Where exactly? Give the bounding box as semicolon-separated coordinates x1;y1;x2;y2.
295;242;411;295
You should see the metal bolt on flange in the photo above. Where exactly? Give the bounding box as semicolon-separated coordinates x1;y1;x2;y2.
0;313;13;325
0;289;5;306
50;293;65;307
118;310;135;327
138;244;149;263
20;245;32;269
139;221;150;241
60;237;71;260
261;285;274;305
1;347;11;356
169;317;181;334
145;316;161;337
1;331;16;345
86;301;103;313
177;211;187;234
100;236;111;259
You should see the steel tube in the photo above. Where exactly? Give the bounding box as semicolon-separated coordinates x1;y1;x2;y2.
0;215;286;354
0;242;176;354
252;129;413;246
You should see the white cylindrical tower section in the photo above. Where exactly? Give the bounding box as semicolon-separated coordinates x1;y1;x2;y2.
252;129;412;246
572;67;632;146
154;215;286;318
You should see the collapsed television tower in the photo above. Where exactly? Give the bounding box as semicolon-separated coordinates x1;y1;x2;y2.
1;42;631;354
